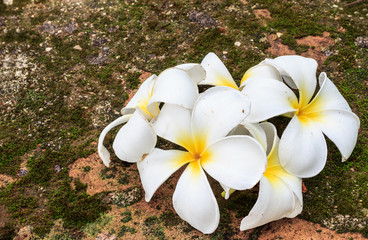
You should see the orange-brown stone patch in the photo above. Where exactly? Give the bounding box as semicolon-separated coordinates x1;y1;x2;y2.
68;153;141;195
266;34;296;56
0;174;16;188
253;9;271;19
296;32;335;65
257;218;367;240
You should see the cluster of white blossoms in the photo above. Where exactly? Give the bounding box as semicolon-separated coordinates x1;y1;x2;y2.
98;53;360;234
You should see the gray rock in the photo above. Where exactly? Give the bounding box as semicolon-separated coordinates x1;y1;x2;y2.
355;37;368;48
189;11;217;27
105;187;143;207
18;168;28;177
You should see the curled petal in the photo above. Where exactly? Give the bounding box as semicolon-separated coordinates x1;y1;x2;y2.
279;115;327;178
175;63;206;84
122;74;157;116
147;68;199;114
312;109;360;162
173;161;219;234
230;121;268;151
240;174;302;231
191;86;250;150
200;52;238;89
202;135;267;190
304;72;351;112
242;123;302;231
112;110;156;163
151;104;194;152
241;78;297;122
98;114;132;167
264;123;303;207
264;55;318;106
240;63;282;87
137;149;191;202
220;183;233;200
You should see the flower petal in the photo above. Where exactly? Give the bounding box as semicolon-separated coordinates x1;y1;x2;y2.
151;104;194;152
240;174;302;231
200;52;238;89
279;115;327;178
311;109;360;162
263;123;303;209
175;63;206;84
240;63;282;87
264;55;318;106
112;110;156;163
173;161;220;234
98;114;132;167
147;68;199;114
191;86;250;149
304;72;351;112
229;121;268;151
122;74;157;116
137;148;191;202
241;77;297;122
202;135;267;190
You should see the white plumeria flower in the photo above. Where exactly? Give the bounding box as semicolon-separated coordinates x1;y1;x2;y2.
137;86;267;234
199;52;281;90
98;64;205;166
241;55;360;178
223;122;303;230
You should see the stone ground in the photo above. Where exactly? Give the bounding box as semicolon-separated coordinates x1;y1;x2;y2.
0;0;368;239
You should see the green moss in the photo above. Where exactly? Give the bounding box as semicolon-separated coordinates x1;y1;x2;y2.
48;181;110;229
143;216;166;239
120;211;132;223
118;225;137;237
126;72;142;89
98;67;114;85
159;211;181;228
1;29;43;45
117;172;130;185
82;214;113;237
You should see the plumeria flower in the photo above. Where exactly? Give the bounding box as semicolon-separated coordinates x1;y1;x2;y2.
137;86;267;233
199;52;281;90
241;55;360;178
223;122;303;230
98;64;205;166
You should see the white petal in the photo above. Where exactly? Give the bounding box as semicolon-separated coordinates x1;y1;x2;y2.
220;183;232;200
191;86;250;149
259;122;278;155
202;135;267;190
112;110;156;163
264;55;318;106
137;149;191;202
240;175;301;231
228;121;268;151
305;72;351;112
98;115;132;167
122;74;156;116
240;63;282;88
147;68;199;114
241;77;297;122
312;109;360;162
241;121;268;152
175;63;206;84
279;115;327;178
151;104;194;152
173;161;219;234
200;52;238;89
264;126;303;209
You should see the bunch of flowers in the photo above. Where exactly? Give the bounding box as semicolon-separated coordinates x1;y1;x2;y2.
98;53;360;234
